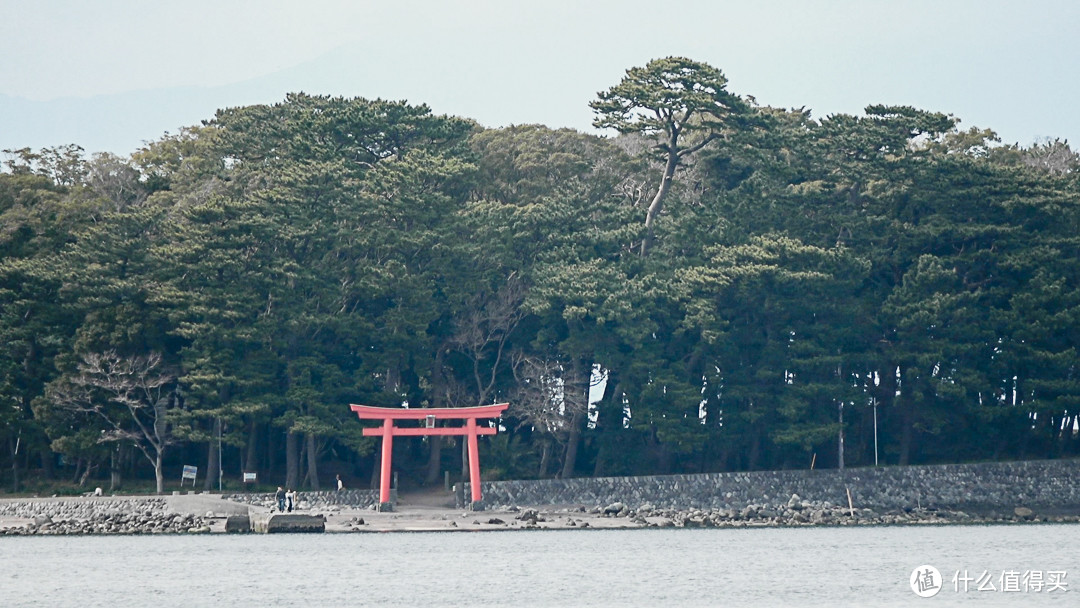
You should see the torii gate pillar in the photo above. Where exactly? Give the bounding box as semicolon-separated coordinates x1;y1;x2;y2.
350;403;509;511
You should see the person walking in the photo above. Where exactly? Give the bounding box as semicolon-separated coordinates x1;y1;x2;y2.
336;474;344;492
275;486;286;512
286;488;295;512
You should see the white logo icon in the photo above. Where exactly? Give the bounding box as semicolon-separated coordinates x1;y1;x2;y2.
911;565;943;598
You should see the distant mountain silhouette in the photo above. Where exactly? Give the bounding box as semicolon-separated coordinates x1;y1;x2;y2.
0;44;600;157
0;63;336;156
2;88;222;155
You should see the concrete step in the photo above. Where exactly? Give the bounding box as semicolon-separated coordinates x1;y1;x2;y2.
249;513;325;533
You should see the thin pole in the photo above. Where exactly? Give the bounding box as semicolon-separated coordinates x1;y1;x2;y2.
380;419;394;505
217;418;223;492
838;402;845;471
467;417;482;504
873;398;879;467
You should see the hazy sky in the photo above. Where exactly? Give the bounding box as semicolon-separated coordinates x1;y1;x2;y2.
2;0;1078;155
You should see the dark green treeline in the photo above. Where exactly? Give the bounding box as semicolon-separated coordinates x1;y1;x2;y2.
2;58;1079;493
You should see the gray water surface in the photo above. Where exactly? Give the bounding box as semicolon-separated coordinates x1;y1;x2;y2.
2;525;1075;607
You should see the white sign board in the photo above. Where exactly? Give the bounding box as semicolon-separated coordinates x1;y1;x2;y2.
243;472;257;483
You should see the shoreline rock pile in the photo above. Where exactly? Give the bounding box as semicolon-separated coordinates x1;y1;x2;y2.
0;498;211;536
584;495;1080;528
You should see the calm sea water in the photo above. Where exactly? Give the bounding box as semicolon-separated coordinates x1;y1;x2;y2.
2;525;1075;607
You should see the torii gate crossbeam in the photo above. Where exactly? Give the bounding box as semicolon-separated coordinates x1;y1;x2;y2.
350;403;509;511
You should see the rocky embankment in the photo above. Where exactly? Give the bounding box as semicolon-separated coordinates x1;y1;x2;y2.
5;459;1080;536
0;497;212;536
477;459;1080;516
582;495;1080;528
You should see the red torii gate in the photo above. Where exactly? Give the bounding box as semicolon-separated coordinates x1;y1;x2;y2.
350;403;509;511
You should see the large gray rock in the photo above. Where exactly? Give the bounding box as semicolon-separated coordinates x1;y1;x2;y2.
602;502;626;515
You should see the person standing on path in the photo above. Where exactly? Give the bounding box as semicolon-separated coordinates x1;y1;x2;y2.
286;488;295;512
336;474;344;491
275;486;286;512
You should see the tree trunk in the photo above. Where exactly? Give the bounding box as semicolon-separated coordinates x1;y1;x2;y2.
424;436;442;486
40;445;54;480
560;409;583;478
717;448;731;472
461;438;468;482
204;418;221;491
748;428;761;471
244;421;258;474
285;431;300;489
424;346;448;486
9;436;19;493
560;358;592;478
297;434;307;485
875;365;899;466
265;424;277;481
538;440;551;478
78;462;96;487
303;433;320;490
109;448;121;491
369;451;380;490
591;374;621;477
641;140;679;256
898;403;915;465
154;452;164;494
898;368;915;466
838;402;845;471
591;373;626;477
1063;414;1078;456
657;442;675;474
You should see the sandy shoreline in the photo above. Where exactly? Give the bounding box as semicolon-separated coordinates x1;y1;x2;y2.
318;505;642;533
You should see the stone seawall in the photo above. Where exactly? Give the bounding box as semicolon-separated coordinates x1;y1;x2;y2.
473;459;1080;513
223;488;387;510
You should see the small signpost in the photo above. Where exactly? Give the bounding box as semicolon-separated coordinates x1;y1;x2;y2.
243;472;257;492
181;465;198;487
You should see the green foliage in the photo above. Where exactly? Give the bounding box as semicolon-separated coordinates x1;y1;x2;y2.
590;57;748;144
2;61;1080;492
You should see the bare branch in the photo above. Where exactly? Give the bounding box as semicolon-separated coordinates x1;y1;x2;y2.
510;353;589;442
47;350;178;493
450;275;527;404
